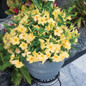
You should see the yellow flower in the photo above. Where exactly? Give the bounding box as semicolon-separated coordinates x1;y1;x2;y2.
32;9;39;15
12;60;24;68
60;34;65;40
60;51;69;59
54;27;63;36
67;16;71;20
34;25;40;29
51;54;62;62
32;51;39;57
10;29;16;36
75;39;78;43
52;8;61;19
38;16;47;25
26;55;35;63
38;53;48;64
10;36;20;45
19;33;28;40
19;14;28;24
46;52;51;58
8;49;13;54
54;44;61;53
9;53;15;63
4;42;11;49
39;39;45;49
46;43;56;53
33;15;40;21
43;10;49;19
48;18;56;24
63;40;71;50
45;25;51;31
3;37;7;44
16;24;27;33
19;42;28;50
22;49;31;57
15;48;21;54
27;33;35;42
48;18;56;28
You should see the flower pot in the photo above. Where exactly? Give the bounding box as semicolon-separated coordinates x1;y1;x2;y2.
25;60;64;81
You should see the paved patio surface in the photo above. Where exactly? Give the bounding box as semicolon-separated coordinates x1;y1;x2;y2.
60;54;86;86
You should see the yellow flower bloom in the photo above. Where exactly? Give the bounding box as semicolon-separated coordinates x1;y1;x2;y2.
51;54;62;62
22;49;31;57
19;33;28;40
32;9;39;15
19;42;28;50
60;34;65;40
45;25;51;31
46;43;56;53
10;36;20;45
8;49;13;54
19;14;28;24
32;51;39;57
33;15;40;21
34;25;40;29
43;10;49;19
48;18;55;24
60;51;69;59
54;27;63;36
10;29;16;36
46;52;51;58
15;48;21;54
28;33;35;42
4;42;11;49
63;40;71;50
12;60;24;68
38;16;47;25
16;24;27;33
26;55;35;63
9;53;15;63
52;8;61;19
54;44;61;53
67;16;71;20
39;39;45;49
38;53;48;64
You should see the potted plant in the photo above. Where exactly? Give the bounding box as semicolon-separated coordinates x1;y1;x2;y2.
1;0;79;84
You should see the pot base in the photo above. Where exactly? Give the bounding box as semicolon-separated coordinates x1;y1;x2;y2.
31;72;61;86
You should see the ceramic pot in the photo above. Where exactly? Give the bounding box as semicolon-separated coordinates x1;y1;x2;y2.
25;60;64;81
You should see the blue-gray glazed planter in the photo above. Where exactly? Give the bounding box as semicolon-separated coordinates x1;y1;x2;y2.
25;60;64;81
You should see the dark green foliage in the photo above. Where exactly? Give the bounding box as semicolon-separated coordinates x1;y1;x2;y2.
11;68;22;86
20;66;31;84
66;0;86;28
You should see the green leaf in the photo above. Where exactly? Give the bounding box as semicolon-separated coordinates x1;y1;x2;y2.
21;5;28;13
71;46;78;51
5;10;14;15
16;0;20;8
11;69;22;86
7;1;16;9
58;14;63;22
29;21;34;27
20;66;31;84
0;62;12;71
0;44;4;51
43;1;52;9
77;17;82;29
32;0;41;10
0;34;3;41
68;7;73;13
